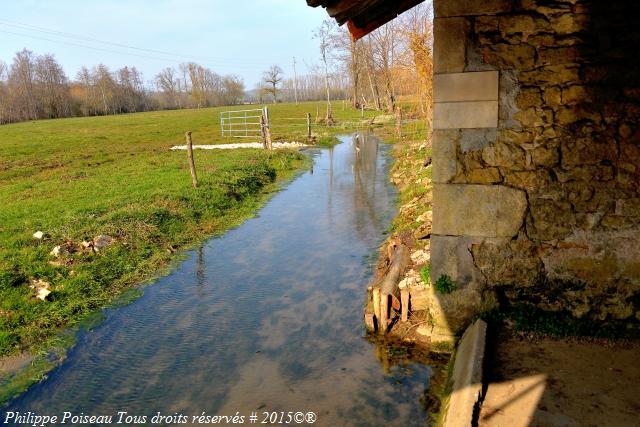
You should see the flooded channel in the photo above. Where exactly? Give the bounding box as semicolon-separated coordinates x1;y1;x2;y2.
3;135;439;426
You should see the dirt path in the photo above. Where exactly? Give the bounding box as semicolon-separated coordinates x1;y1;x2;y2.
479;328;640;427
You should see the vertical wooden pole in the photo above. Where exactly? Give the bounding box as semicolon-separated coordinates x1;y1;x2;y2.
379;293;388;335
185;131;198;188
263;106;272;150
400;284;410;322
307;113;312;142
260;114;267;149
361;104;364;119
372;287;381;329
364;313;376;332
395;106;402;139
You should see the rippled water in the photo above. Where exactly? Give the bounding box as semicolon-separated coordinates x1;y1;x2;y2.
3;135;438;426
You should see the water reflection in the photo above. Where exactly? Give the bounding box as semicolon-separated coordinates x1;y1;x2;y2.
4;135;438;426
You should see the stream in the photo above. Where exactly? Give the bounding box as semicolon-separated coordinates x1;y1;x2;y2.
3;134;439;426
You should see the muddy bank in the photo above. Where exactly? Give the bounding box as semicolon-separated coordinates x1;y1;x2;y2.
0;354;32;378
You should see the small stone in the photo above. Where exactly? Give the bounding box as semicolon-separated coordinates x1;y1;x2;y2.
93;235;115;251
411;249;431;266
416;210;433;224
33;231;44;240
49;245;68;258
29;279;52;301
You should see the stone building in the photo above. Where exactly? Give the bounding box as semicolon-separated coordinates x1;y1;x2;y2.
307;0;640;336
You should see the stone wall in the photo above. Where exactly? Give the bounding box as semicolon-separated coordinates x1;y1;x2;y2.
431;0;640;327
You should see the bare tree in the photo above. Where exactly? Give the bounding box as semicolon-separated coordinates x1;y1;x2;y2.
155;67;180;108
34;54;71;118
221;75;245;105
262;65;283;104
314;20;336;124
0;61;9;124
9;49;37;121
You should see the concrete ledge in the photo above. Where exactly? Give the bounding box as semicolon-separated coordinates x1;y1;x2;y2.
434;71;499;103
443;319;488;427
434;101;499;129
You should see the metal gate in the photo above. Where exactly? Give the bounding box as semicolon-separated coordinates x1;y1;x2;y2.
220;108;263;138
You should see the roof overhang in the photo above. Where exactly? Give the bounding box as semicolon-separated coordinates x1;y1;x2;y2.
307;0;426;40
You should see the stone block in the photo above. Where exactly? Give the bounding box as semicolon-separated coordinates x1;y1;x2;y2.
434;71;499;102
499;14;537;35
434;17;468;73
482;43;537;70
430;235;482;287
459;128;497;152
434;101;499;129
468;167;502;184
433;129;459;183
432;184;527;237
434;0;511;18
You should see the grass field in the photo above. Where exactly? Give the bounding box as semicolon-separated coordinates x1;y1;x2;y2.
0;101;373;359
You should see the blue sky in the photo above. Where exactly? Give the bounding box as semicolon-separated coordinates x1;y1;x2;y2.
0;0;331;88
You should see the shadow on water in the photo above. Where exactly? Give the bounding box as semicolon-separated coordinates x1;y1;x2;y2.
3;134;443;426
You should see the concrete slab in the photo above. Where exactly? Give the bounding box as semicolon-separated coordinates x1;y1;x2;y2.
434;101;498;129
434;71;499;103
443;319;487;427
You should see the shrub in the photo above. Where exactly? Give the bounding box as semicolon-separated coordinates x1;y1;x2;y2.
434;274;456;294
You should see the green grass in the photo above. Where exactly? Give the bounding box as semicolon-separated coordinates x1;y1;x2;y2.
420;264;431;285
0;101;372;361
434;274;456;294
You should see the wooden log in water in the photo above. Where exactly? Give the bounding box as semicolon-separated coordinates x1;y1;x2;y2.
378;243;409;334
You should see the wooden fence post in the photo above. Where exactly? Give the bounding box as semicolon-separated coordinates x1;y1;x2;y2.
263;106;273;150
400;283;410;322
260;114;268;149
185;131;198;188
307;113;312;142
395;106;403;139
372;287;381;328
361;104;364;119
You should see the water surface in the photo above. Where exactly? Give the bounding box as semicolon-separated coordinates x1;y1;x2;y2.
4;135;437;426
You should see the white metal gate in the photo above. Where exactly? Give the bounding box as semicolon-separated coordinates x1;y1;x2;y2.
220;108;263;138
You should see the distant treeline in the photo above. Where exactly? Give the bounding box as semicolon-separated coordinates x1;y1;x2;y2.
0;49;248;125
